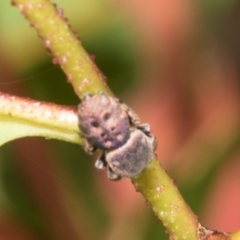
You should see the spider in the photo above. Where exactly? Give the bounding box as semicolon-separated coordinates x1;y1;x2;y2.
78;93;157;180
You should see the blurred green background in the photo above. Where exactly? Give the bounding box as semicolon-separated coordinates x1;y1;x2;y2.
0;0;240;239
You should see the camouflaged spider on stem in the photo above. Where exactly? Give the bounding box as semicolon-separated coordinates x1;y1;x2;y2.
78;93;157;180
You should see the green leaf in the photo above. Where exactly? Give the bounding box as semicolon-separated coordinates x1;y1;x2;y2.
0;115;81;147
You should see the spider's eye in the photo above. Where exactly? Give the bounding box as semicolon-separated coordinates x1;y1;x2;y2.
91;121;99;128
103;113;110;121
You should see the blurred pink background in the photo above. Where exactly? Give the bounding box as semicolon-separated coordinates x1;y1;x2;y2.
0;0;240;239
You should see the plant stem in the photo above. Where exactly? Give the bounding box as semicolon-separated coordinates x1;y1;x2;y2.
0;91;81;144
11;0;112;99
132;159;199;240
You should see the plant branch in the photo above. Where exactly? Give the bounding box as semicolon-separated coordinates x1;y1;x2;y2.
132;159;199;240
0;91;81;145
11;0;112;99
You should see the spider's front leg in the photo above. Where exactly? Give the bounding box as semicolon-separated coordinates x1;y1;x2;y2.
95;153;121;180
137;124;157;151
81;136;96;155
107;167;121;181
95;152;107;169
121;103;140;126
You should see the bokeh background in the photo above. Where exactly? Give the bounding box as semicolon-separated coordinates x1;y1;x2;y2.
0;0;240;239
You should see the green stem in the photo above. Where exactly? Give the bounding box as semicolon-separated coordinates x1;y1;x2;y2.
132;159;199;240
11;0;112;98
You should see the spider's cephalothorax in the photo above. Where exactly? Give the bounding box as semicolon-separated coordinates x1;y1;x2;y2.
78;93;156;180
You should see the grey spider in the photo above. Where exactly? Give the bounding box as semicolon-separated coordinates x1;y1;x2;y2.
78;93;157;180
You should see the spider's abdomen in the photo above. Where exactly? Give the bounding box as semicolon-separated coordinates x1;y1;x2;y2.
105;129;155;177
